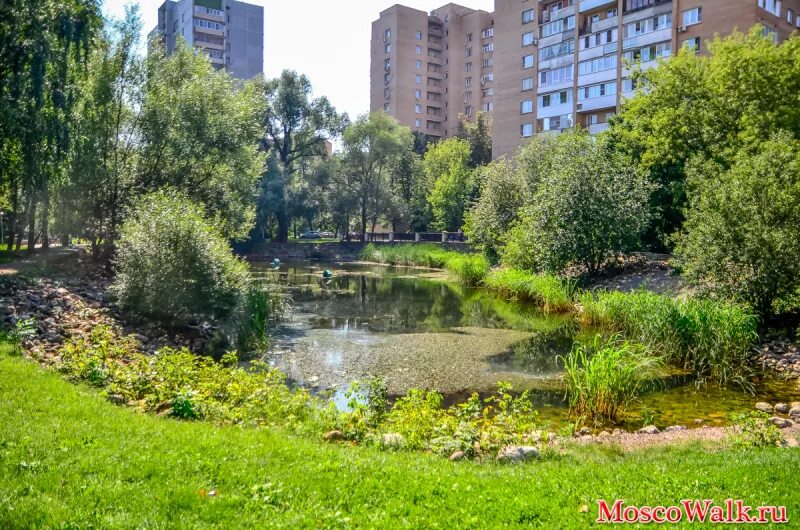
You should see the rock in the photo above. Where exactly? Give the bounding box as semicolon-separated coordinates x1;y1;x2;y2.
755;402;773;413
612;428;622;435
694;419;704;424
381;433;404;448
133;334;149;344
497;445;540;463
664;425;687;432
774;403;790;414
638;425;660;435
323;430;345;442
581;435;593;441
0;305;15;316
597;430;611;438
784;437;800;449
184;325;205;339
55;287;68;296
577;427;591;436
769;417;793;429
449;450;465;461
107;394;126;405
789;406;800;420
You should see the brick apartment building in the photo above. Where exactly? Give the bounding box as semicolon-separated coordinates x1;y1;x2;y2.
371;0;800;159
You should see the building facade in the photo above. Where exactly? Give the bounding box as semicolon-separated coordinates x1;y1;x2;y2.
371;0;800;158
151;0;264;80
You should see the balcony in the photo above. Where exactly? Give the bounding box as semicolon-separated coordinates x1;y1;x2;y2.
623;0;671;15
580;15;618;35
589;122;609;134
577;93;617;112
540;3;575;25
427;66;443;78
622;27;671;49
579;0;616;13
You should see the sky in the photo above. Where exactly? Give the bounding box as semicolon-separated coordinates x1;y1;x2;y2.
102;0;495;120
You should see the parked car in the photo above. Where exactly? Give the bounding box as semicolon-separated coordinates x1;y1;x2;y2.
320;231;335;238
299;230;321;239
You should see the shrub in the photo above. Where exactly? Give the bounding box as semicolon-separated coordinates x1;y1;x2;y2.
675;134;800;318
443;254;490;287
236;281;287;354
360;243;451;268
483;269;575;313
112;191;249;324
560;334;663;423
501;131;652;276
727;411;782;449
578;290;758;387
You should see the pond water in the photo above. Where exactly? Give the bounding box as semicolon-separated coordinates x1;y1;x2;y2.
252;261;800;430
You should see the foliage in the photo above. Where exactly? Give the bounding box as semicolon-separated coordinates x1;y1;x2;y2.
442;253;490;287
560;334;663;423
423;138;476;231
111;191;249;324
608;28;800;248
463;160;527;259
457;112;493;168
674;134;800;318
54;325;317;429
501;132;652;276
236;281;287;354
578;290;758;387
360;243;451;268
482;269;574;313
727;411;782;449
255;70;347;242
8;319;37;355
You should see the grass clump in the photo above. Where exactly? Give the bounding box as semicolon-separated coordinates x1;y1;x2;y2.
442;253;490;287
360;243;489;287
236;281;287;354
483;268;575;313
578;289;758;387
727;411;782;449
560;334;663;423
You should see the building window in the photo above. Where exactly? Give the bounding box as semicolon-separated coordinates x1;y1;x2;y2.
465;105;473;117
481;73;494;83
384;59;391;71
193;18;223;31
384;103;390;112
466;47;472;57
482;102;494;112
482;43;494;53
466;62;473;72
384;28;391;41
624;13;672;39
415;89;422;99
521;77;534;91
787;8;794;23
541;15;575;38
385;43;391;53
682;37;701;53
758;0;782;17
482;87;494;97
539;89;572;107
522;9;534;24
415;104;421;114
465;77;472;87
578;54;616;75
578;81;617;100
482;58;493;67
466;33;473;43
520;100;533;114
415;119;422;127
682;7;701;26
416;31;423;40
465;90;472;100
542;39;576;61
415;75;422;84
539;65;574;87
521;123;534;137
623;42;671;62
482;27;494;38
416;60;422;69
622;78;638;92
537;113;573;132
416;46;422;55
522;31;535;47
522;54;534;69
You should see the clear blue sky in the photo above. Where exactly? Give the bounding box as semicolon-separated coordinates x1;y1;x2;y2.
102;0;495;120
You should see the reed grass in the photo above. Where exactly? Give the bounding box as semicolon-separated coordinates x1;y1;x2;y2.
483;269;576;313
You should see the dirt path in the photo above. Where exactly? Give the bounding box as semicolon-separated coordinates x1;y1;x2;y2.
0;246;77;276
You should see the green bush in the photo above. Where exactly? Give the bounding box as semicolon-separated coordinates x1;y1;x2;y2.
727;411;782;449
483;269;574;313
360;243;451;268
579;290;758;387
443;254;490;287
112;191;249;324
560;334;662;423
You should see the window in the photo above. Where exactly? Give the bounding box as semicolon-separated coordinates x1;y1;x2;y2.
415;31;423;40
415;75;422;84
521;77;534;91
522;54;535;69
466;47;473;57
385;43;391;53
481;73;494;83
523;31;535;46
539;65;574;86
482;58;493;67
797;13;800;27
415;104;421;114
465;77;472;87
539;89;572;108
482;87;495;97
466;62;473;72
415;89;422;99
384;59;391;71
195;5;223;17
682;37;701;53
682;7;701;26
537;113;573;132
482;27;494;38
482;102;494;112
482;43;494;53
521;123;534;137
193;18;223;30
787;9;794;23
465;105;473;117
624;13;671;38
623;42;671;62
520;100;534;114
415;119;422;127
416;46;422;55
416;60;422;69
622;78;638;92
541;15;575;38
384;103;390;112
522;9;534;24
384;28;391;41
578;54;616;75
541;39;575;61
578;81;617;100
580;29;617;50
466;33;473;43
758;0;782;17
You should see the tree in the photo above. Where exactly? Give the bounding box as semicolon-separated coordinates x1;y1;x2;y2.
257;71;347;242
502;131;652;276
608;28;800;249
458;112;492;167
675;134;800;318
338;113;412;241
423;138;475;231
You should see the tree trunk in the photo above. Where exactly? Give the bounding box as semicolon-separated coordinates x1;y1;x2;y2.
6;172;17;250
26;193;36;253
276;209;289;242
40;183;50;249
360;204;368;243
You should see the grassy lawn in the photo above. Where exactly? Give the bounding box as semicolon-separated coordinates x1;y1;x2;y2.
0;343;798;528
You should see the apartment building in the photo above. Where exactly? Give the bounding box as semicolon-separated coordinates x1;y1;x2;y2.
371;4;495;140
150;0;264;79
371;0;800;158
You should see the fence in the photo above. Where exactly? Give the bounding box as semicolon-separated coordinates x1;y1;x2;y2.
363;232;467;243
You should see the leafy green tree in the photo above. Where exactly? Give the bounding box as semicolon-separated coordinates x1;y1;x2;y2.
338;113;413;240
137;41;266;240
608;28;800;249
257;70;347;242
675;133;800;318
458;112;492;167
423;138;475;231
112;191;249;324
502;131;652;276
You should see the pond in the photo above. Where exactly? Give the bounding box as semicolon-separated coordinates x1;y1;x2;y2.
252;261;800;430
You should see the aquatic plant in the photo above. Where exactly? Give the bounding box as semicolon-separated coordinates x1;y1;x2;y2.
443;253;490;287
236;281;287;354
483;268;575;313
560;334;663;423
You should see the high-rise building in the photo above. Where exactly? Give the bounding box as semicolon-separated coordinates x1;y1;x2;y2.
371;0;800;159
150;0;264;80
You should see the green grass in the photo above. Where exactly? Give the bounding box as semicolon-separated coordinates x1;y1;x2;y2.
360;243;489;287
3;345;800;528
578;290;759;387
483;268;575;313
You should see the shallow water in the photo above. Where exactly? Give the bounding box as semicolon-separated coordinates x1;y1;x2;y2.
252;261;800;429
